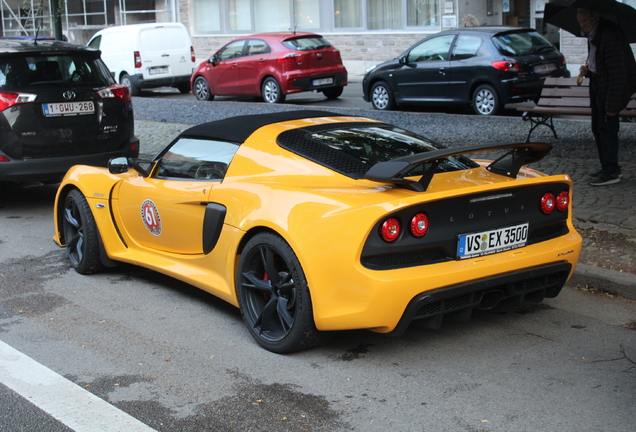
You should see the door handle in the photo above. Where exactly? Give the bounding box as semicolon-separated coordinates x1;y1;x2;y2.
438;68;446;75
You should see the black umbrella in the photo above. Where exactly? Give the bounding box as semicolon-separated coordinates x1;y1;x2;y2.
544;0;636;43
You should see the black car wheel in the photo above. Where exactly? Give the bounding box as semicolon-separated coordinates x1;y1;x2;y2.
176;83;191;94
62;189;104;275
262;77;286;104
322;86;343;99
472;84;500;116
370;81;395;110
193;76;214;101
120;73;139;96
237;232;324;353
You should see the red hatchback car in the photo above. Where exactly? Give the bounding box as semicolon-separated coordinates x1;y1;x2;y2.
191;32;348;103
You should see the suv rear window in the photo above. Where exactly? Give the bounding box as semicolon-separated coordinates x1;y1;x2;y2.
0;54;113;90
282;37;332;51
494;31;555;56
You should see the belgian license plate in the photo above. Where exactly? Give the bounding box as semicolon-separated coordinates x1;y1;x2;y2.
149;67;169;75
312;77;333;86
533;63;556;74
42;101;95;117
457;222;529;260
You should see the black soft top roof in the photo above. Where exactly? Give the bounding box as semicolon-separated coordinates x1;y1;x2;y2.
179;110;341;144
0;39;101;56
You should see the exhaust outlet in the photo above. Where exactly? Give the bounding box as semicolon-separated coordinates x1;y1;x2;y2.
479;290;504;310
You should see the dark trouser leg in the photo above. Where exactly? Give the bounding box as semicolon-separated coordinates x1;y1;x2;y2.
589;78;620;175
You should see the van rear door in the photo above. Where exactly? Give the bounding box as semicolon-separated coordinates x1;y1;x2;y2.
138;25;193;79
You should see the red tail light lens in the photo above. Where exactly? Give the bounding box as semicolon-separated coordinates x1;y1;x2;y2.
556;191;569;211
0;155;10;162
134;51;142;68
380;218;401;242
410;213;429;237
492;61;520;72
540;192;556;214
97;84;132;103
278;53;302;63
190;46;196;63
0;91;37;111
560;53;567;65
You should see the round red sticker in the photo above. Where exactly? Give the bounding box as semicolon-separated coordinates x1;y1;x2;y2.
141;199;162;236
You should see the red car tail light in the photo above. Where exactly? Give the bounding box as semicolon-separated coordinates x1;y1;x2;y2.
380;218;401;242
540;192;556;214
278;53;302;63
491;61;520;72
0;155;10;162
410;213;429;237
97;84;132;103
134;51;142;68
0;91;37;111
560;53;567;65
190;46;196;63
556;191;569;211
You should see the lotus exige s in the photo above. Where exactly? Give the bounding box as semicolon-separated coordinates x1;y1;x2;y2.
53;110;582;353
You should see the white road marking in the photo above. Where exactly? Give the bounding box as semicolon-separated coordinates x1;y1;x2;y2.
0;340;157;432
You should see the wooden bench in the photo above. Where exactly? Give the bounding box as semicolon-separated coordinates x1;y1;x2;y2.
518;77;636;142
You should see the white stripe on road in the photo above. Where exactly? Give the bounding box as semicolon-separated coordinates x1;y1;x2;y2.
0;340;156;432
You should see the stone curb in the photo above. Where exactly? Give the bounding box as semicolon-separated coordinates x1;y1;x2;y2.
568;264;636;302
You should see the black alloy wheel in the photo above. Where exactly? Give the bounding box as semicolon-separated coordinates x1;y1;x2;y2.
237;233;324;353
62;189;104;275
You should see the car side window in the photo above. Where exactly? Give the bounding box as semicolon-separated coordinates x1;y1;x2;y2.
216;40;246;62
451;35;483;61
407;35;455;63
246;39;270;56
155;138;239;181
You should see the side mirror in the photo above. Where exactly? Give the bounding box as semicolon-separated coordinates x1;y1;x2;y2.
210;55;217;66
399;56;408;65
108;157;130;174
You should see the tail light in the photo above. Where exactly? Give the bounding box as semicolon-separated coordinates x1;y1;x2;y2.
491;61;520;72
278;53;302;64
0;91;37;111
560;53;567;65
540;192;556;214
134;51;142;68
556;191;569;211
0;155;10;162
410;213;429;237
380;218;401;242
190;46;196;63
97;84;132;103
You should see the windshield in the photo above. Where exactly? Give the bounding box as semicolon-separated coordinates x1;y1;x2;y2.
494;31;554;56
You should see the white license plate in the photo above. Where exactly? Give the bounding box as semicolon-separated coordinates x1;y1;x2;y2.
149;67;169;75
457;222;529;260
312;77;333;86
533;63;556;74
42;101;95;117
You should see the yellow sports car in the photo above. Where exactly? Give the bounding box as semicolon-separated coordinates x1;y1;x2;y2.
53;111;582;353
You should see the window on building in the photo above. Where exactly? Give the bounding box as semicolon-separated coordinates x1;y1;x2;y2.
255;0;291;32
407;0;439;27
294;0;321;29
194;0;221;33
229;0;251;31
334;0;362;28
368;0;401;30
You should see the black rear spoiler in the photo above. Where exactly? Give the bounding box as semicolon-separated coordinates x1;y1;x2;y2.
364;142;552;192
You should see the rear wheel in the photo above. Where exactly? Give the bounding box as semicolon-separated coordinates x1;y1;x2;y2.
472;84;500;115
322;86;343;99
120;73;139;96
62;189;104;275
193;76;214;101
370;81;395;110
262;77;286;103
176;83;191;94
237;232;325;353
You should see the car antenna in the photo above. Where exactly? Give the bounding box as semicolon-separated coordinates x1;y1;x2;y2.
33;26;42;46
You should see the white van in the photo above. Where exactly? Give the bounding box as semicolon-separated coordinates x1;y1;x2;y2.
88;23;195;95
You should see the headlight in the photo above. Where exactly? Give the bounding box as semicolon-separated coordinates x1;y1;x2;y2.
365;64;377;74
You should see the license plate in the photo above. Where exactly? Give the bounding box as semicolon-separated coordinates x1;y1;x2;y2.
149;67;169;75
457;222;529;260
42;101;95;117
312;77;333;86
533;63;556;74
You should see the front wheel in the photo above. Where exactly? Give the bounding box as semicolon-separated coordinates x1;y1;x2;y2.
193;76;214;101
237;233;325;353
62;189;105;275
370;81;395;110
472;84;500;115
322;86;343;100
262;77;286;103
120;74;139;96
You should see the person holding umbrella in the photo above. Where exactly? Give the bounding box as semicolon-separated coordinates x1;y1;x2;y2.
575;7;636;185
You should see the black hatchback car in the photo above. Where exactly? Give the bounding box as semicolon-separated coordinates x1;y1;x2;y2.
0;39;138;183
362;27;569;115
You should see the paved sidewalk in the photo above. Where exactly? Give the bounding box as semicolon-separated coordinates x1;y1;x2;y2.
135;119;636;301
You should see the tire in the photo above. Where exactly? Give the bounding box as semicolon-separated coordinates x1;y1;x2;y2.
176;83;191;94
193;76;214;101
370;81;395;110
322;86;343;100
262;77;286;104
120;73;139;96
237;232;325;353
62;189;105;275
472;84;500;116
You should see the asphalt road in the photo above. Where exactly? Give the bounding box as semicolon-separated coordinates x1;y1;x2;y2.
1;94;635;432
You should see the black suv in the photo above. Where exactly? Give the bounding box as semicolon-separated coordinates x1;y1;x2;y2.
0;39;138;183
362;27;570;115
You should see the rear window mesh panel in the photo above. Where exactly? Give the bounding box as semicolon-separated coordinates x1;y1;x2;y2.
277;122;387;179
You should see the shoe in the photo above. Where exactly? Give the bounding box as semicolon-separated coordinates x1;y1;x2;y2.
589;172;620;186
590;168;622;178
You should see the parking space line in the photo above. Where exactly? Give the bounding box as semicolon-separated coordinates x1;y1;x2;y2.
0;340;156;432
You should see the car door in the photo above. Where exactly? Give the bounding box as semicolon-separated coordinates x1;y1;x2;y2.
208;40;246;95
447;34;487;102
392;34;455;101
114;137;240;255
235;39;272;95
